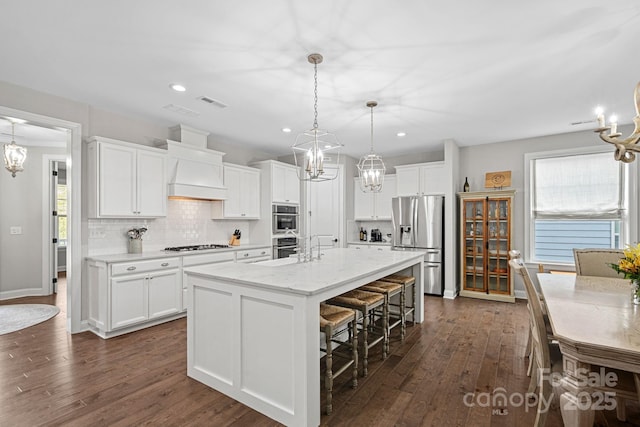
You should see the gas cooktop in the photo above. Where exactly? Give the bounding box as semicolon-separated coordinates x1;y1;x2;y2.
164;244;231;252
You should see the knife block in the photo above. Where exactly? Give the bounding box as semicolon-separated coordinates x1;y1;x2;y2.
229;236;241;246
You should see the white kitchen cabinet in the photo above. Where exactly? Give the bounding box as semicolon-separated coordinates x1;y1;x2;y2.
396;162;446;196
272;162;300;204
212;163;260;219
235;247;272;263
353;175;396;220
348;243;391;251
181;251;236;311
87;256;183;338
87;136;167;218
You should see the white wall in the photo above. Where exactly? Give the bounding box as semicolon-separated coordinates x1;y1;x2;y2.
0;146;65;297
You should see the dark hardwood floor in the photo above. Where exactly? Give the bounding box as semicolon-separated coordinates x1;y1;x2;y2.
2;279;639;426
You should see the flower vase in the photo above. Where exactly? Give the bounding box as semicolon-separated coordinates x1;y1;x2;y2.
632;280;640;305
128;238;142;254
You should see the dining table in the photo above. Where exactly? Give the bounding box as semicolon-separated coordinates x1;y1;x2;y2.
537;273;640;427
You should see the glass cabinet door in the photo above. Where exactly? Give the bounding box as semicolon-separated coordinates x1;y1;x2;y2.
463;200;485;291
486;198;510;294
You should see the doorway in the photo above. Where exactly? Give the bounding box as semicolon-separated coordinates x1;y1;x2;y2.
0;106;82;333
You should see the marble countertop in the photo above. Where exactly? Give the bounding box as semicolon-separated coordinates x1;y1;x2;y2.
185;247;424;296
86;243;271;263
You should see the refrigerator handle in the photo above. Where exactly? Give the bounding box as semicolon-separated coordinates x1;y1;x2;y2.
413;198;419;247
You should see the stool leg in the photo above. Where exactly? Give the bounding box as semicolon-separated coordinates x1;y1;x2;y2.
350;317;358;388
383;299;389;359
362;308;369;377
324;324;333;415
400;286;406;341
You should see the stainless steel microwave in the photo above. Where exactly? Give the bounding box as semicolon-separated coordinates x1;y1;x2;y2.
272;204;299;234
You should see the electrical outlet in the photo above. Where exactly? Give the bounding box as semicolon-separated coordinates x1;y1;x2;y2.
10;226;22;235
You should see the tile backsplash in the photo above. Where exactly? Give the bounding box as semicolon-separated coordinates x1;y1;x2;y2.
88;199;253;255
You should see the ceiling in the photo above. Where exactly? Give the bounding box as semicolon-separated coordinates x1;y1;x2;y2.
0;1;638;157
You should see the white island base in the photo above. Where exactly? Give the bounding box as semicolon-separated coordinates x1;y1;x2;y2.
185;248;425;426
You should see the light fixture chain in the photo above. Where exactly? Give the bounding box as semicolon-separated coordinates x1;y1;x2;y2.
370;105;374;153
313;61;318;129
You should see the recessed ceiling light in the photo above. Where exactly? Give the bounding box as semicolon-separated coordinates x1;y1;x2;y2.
397;131;407;137
281;127;292;133
170;83;186;92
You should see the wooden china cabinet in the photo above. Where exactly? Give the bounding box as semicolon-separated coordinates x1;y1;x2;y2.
458;190;516;303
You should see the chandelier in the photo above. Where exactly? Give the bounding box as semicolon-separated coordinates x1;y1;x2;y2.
595;81;640;163
292;53;342;181
3;121;27;178
357;101;386;192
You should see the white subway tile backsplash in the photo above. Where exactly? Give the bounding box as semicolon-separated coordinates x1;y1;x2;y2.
88;199;255;255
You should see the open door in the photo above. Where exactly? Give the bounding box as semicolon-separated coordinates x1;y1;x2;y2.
49;160;59;294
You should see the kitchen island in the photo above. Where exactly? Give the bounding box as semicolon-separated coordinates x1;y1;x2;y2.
184;248;425;427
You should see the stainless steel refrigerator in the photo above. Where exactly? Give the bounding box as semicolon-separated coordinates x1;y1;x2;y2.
391;195;444;296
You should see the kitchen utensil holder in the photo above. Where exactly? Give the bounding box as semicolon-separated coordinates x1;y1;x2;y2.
128;239;142;254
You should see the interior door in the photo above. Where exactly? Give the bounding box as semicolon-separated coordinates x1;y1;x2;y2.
50;160;59;294
305;165;343;250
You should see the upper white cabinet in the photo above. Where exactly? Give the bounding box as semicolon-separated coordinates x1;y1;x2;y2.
396;162;446;196
87;137;167;218
272;162;300;204
212;163;260;219
354;175;397;220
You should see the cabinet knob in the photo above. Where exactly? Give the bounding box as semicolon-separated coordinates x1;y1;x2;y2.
261;251;266;255
161;262;169;267
244;253;249;257
127;266;136;271
241;213;246;216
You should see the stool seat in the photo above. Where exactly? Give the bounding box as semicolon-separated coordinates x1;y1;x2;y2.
327;289;387;377
330;289;385;307
320;303;357;329
319;303;358;415
360;280;404;347
382;274;416;286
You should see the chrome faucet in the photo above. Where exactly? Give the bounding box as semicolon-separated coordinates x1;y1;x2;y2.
311;234;335;260
285;230;308;262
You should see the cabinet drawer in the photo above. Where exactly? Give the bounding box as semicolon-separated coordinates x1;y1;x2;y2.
183;251;235;267
111;257;180;276
236;247;271;261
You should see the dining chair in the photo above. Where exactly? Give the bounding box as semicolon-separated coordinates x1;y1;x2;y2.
510;257;559;427
513;253;640;424
573;248;624;278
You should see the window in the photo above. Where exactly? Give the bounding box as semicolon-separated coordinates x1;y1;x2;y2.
525;147;635;265
57;184;67;247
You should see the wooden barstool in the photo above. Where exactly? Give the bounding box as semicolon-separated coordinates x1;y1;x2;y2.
327;289;387;377
358;280;404;352
379;274;416;340
320;303;358;415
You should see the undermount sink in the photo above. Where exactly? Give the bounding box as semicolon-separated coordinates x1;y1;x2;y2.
255;257;300;267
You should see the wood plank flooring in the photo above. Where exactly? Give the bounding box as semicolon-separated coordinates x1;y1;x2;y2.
2;281;639;426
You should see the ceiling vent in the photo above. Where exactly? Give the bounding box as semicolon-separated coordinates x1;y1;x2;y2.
197;96;228;109
162;104;201;117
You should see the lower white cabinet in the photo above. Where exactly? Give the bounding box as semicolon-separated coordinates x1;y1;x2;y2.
347;243;392;251
235;247;271;263
88;257;183;338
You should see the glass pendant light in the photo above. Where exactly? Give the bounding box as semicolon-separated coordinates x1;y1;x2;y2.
3;121;27;178
292;53;343;181
357;101;385;192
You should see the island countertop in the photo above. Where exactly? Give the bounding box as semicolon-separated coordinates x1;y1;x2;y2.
185;247;425;296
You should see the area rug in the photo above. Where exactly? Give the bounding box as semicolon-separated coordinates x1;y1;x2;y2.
0;304;60;335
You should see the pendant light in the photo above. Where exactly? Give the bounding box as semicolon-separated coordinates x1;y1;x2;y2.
292;53;342;181
3;121;27;178
357;101;385;192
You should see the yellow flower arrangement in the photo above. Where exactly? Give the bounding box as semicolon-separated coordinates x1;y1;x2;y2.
610;243;640;281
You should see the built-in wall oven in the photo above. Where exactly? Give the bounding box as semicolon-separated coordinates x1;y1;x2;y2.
273;236;298;259
272;204;299;234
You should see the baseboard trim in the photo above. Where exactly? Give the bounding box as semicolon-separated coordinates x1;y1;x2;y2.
0;288;47;300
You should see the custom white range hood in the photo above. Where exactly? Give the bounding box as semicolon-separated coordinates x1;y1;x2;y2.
161;125;228;201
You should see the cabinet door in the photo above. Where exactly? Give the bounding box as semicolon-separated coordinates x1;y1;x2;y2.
148;269;182;319
223;166;243;217
241;168;260;218
462;199;486;292
273;163;300;204
99;143;136;216
137;150;166;216
420;163;446;195
374;175;397;219
354;178;374;220
395;166;420;196
486;198;511;294
111;274;147;329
